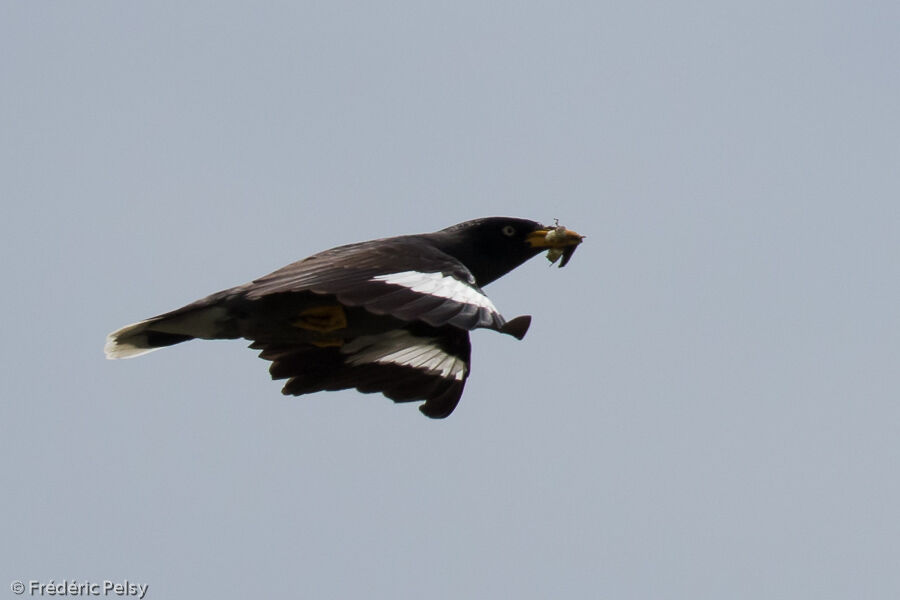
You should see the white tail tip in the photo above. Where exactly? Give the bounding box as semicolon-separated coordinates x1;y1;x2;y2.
104;319;162;359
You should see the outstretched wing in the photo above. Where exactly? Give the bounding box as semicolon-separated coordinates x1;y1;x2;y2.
251;324;472;418
244;237;521;335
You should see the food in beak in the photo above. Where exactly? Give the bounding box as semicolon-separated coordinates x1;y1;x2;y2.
543;224;582;268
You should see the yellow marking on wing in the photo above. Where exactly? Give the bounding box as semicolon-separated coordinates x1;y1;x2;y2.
292;305;348;332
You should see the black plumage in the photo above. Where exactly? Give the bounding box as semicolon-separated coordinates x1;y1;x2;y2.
105;217;583;418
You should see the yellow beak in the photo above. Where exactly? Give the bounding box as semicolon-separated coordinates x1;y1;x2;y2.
526;227;585;249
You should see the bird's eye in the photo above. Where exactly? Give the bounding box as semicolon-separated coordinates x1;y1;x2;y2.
501;225;516;237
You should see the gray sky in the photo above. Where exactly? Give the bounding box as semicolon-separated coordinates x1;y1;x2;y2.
2;2;899;599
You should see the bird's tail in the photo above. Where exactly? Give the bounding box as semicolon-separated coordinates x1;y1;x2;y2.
105;303;230;359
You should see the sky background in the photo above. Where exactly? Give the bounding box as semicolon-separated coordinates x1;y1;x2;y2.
2;1;899;598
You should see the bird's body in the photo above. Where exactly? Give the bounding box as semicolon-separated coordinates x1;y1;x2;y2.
106;217;583;418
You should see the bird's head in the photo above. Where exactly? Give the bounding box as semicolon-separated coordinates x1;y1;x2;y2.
432;217;584;286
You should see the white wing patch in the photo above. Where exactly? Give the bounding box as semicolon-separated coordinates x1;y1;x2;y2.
371;271;498;313
343;331;467;381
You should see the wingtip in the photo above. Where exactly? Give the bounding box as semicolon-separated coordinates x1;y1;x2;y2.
500;315;532;340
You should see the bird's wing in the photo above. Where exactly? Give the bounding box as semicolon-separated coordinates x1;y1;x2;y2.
244;238;514;333
252;324;472;418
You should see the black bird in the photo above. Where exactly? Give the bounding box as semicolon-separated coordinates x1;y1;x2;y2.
105;217;584;418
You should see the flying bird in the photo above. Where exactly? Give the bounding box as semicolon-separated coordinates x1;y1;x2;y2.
105;217;584;418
